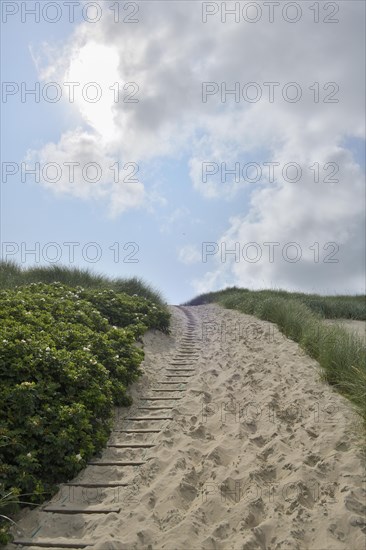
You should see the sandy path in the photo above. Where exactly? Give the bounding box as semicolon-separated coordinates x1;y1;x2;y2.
8;305;366;550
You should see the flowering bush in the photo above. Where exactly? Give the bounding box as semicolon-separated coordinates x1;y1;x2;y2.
79;288;170;334
0;282;170;544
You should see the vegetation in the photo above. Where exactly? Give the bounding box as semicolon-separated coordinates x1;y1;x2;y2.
186;287;366;426
0;261;165;307
0;263;170;545
186;287;366;320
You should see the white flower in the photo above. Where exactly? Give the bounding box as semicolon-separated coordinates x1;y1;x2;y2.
45;347;50;352
115;355;119;359
2;339;8;344
83;347;90;352
112;326;118;330
75;454;82;461
21;339;26;343
89;359;97;364
26;452;32;458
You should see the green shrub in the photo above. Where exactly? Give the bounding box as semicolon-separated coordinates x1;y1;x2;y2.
0;261;166;307
0;281;170;544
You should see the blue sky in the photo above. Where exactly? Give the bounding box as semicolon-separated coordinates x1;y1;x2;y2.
1;1;365;303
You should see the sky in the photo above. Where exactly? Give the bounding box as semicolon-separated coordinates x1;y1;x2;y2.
1;0;365;304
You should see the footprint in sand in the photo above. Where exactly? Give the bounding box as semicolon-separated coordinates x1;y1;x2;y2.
249;435;267;448
344;491;366;515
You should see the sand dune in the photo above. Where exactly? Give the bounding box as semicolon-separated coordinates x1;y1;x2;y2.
8;305;366;550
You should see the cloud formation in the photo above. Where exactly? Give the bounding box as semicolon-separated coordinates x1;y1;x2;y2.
30;0;365;292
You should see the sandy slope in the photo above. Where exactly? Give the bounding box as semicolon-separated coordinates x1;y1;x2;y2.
8;305;366;550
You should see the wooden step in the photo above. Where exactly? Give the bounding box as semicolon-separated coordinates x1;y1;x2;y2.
151;388;186;391
66;481;129;487
164;375;192;378
88;461;146;466
178;345;198;348
126;417;172;421
12;539;94;548
115;428;161;432
158;382;187;385
166;368;195;372
107;443;156;448
43;505;121;514
138;406;173;410
140;397;182;401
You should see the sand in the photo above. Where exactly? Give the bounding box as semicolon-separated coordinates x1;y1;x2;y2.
8;305;366;550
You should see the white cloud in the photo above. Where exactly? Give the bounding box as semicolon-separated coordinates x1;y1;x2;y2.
25;128;145;216
29;0;365;291
178;245;202;265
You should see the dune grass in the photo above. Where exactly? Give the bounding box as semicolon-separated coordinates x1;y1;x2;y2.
186;287;366;320
186;288;366;426
0;261;165;306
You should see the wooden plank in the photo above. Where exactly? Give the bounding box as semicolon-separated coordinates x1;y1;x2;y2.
158;382;187;385
151;388;186;391
12;539;94;548
126;417;172;421
177;340;197;352
43;505;121;514
178;345;198;347
140;397;182;401
164;377;192;380
107;443;156;447
166;368;195;372
88;461;145;466
164;375;192;378
66;481;129;487
138;406;174;410
117;429;160;433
